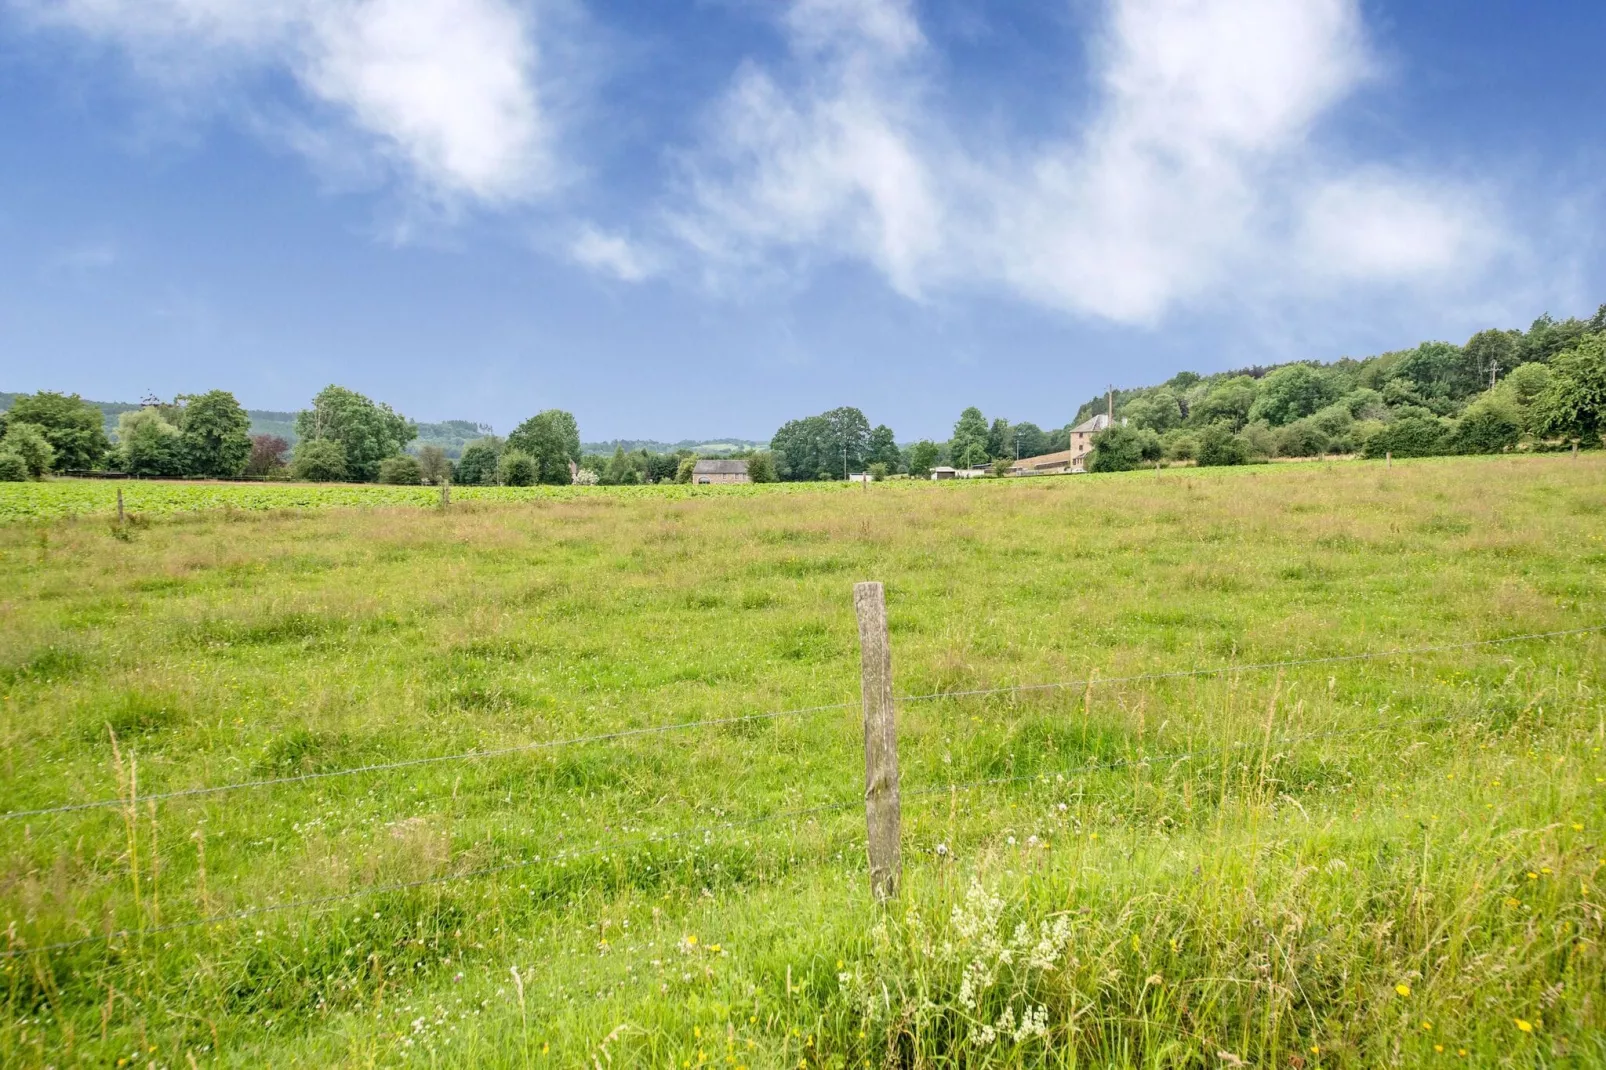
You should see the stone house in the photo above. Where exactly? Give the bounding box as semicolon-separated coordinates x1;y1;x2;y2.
692;459;750;484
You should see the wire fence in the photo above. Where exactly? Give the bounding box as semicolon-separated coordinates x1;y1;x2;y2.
1;624;1598;961
5;625;1597;823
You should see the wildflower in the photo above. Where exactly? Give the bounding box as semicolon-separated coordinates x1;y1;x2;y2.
1573;824;1584;831
1310;1045;1320;1055
1457;1049;1467;1056
1422;1021;1432;1031
1396;983;1411;997
836;960;844;969
1435;1045;1444;1053
686;935;698;946
1515;1018;1533;1032
1528;872;1538;881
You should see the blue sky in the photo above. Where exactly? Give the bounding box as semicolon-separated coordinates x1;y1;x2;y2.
1;0;1603;442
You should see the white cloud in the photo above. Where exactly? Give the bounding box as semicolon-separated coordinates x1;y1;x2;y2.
673;0;1507;323
22;0;551;205
670;0;942;296
570;224;656;282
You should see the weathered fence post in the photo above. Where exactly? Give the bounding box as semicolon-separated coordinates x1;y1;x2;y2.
441;480;451;507
1385;451;1391;469
1573;442;1579;461
116;487;125;523
854;581;901;902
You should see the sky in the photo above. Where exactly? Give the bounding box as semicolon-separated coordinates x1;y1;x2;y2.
1;0;1603;442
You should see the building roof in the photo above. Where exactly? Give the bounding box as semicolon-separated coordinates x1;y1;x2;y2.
1009;449;1076;469
1070;413;1113;435
692;458;749;475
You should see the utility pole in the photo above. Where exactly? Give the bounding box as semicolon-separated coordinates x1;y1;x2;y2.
1107;385;1114;421
1489;360;1499;391
843;445;849;482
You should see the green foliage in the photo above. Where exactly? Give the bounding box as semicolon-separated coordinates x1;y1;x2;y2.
377;454;423;485
1247;364;1339;426
1190;377;1257;430
0;422;55;478
289;438;348;482
0;450;27;482
867;424;900;468
1501;362;1552;408
1010;421;1050;459
949;407;989;467
1389;340;1480;403
1448;398;1521;454
498;450;537;487
2;391;109;470
117;408;185;477
1274;418;1330;458
508;410;581;485
1195;424;1248;466
1121;389;1182;433
675;456;697;484
770;407;872;481
1363;415;1447;458
415;445;451;485
985;417;1011;460
867;461;889;481
907;440;939;478
1235;421;1276;462
1531;335;1606;443
745;451;777;484
294;385;415;483
456;440;502;486
1087;424;1162;472
1463;328;1519;385
178;389;252;477
1517;312;1592;365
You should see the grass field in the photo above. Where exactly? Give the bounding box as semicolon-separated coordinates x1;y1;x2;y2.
2;456;1603;1068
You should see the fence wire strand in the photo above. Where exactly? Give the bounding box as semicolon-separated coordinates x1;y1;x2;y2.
0;797;863;959
1;625;1596;823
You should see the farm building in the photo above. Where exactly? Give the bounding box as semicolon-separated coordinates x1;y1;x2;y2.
1007;414;1114;476
691;459;750;484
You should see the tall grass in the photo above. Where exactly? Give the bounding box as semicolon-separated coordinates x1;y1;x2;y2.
0;454;1602;1066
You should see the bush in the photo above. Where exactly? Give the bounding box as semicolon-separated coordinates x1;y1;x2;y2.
456;441;501;486
1363;415;1447;459
675;457;697;484
1448;400;1521;454
746;451;778;483
499;450;537;486
0;450;28;482
290;438;349;482
1274;419;1330;458
1235;421;1276;462
117;409;185;477
1088;424;1163;472
0;422;56;478
572;468;599;485
868;461;889;481
377;454;422;485
1195;424;1248;467
245;435;290;478
1162;430;1198;462
416;445;451;485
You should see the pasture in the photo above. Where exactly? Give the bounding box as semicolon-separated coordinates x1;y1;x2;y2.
1;455;1603;1068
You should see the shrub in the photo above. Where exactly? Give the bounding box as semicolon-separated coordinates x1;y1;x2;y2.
1088;424;1162;472
1274;418;1330;458
499;450;537;486
1448;400;1521;454
416;445;451;485
675;457;697;484
377;454;422;484
746;451;778;483
1195;424;1247;467
290;438;349;482
0;422;56;478
0;450;28;482
1363;415;1447;458
1235;421;1276;462
456;441;502;486
572;468;599;486
868;461;889;481
117;408;185;477
1162;430;1198;462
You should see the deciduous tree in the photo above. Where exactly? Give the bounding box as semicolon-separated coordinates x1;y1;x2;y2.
294;386;415;483
179;390;251;477
5;392;108;470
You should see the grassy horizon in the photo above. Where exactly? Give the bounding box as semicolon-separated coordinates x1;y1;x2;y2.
2;454;1603;1067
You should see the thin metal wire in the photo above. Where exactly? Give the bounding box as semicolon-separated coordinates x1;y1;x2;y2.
894;625;1604;706
4;624;1595;823
900;710;1466;803
0;797;862;959
0;699;857;821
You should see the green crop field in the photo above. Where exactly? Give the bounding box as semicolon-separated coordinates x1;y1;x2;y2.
2;456;1603;1068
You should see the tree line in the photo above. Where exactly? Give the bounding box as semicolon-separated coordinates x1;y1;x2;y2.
0;384;586;487
759;302;1606;481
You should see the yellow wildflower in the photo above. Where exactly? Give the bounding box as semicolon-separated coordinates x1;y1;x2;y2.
1396;983;1412;997
1515;1018;1534;1033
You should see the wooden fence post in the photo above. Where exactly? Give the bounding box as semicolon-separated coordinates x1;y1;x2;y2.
441;481;451;507
116;488;125;523
1385;451;1391;469
854;581;901;902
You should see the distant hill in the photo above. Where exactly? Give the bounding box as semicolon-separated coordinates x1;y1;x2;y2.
581;438;766;456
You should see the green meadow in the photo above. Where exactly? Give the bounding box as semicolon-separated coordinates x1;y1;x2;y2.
1;455;1603;1068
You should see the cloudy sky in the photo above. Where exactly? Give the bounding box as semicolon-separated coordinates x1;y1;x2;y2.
1;0;1602;440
